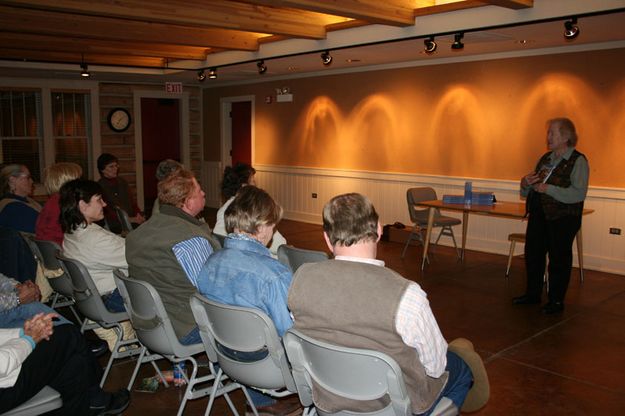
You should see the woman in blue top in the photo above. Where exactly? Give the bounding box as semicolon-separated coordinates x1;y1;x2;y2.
0;164;41;233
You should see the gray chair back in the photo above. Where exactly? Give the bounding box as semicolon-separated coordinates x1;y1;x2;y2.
113;270;203;358
33;239;74;298
1;386;62;416
406;187;439;225
56;253;128;325
190;293;296;392
277;245;329;273
115;206;133;234
284;329;457;416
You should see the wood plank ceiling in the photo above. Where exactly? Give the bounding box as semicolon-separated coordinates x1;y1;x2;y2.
0;0;533;70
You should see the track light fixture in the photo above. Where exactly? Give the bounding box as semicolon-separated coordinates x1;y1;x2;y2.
564;17;580;40
320;50;332;66
424;36;437;54
257;60;267;74
451;33;464;50
80;63;90;78
197;69;206;82
208;68;217;79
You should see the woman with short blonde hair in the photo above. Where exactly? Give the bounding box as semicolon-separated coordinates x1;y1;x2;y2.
35;162;82;245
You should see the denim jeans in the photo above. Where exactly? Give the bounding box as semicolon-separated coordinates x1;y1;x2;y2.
0;302;72;328
101;288;126;313
178;326;276;407
419;350;473;416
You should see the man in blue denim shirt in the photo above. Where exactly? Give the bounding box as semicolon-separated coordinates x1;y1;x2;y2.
197;186;298;416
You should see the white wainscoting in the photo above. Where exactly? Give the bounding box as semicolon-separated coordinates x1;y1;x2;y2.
202;161;223;208
241;164;625;276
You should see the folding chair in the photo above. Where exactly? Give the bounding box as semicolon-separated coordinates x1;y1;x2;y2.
277;245;329;273
56;253;150;390
190;294;301;416
0;386;62;416
114;271;240;416
284;329;457;416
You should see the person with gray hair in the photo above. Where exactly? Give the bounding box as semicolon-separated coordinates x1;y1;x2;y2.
151;159;183;215
513;117;589;314
288;193;489;414
0;164;41;233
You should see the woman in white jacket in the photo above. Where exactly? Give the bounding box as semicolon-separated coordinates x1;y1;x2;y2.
0;313;130;415
214;163;287;256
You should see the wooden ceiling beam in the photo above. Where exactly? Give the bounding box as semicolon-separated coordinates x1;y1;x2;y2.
239;0;416;26
413;1;488;17
0;33;209;61
0;48;168;67
0;6;262;51
1;0;331;39
478;0;533;9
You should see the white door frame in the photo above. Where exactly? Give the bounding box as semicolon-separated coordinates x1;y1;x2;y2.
219;95;255;169
133;90;190;210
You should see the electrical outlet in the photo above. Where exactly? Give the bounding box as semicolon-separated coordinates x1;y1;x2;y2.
312;193;317;199
609;227;621;235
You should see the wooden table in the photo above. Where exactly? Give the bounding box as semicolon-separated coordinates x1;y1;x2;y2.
416;200;593;278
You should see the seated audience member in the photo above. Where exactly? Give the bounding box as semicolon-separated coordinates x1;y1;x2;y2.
151;159;182;215
0;313;130;415
59;179;135;351
0;164;41;234
126;169;217;345
96;153;144;234
214;163;287;257
198;185;299;416
288;193;489;415
36;162;83;245
60;179;127;314
0;226;37;284
0;273;70;328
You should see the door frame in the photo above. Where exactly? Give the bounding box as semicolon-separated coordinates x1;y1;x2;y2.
133;90;190;210
219;95;255;169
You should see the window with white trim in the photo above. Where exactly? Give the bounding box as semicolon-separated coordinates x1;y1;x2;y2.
51;91;92;178
0;89;43;182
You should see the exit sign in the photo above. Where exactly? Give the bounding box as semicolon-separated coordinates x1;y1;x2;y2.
165;82;183;94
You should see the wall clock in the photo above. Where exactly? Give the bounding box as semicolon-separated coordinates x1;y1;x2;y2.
107;108;131;132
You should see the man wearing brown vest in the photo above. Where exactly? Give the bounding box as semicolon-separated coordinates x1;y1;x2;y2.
288;193;488;415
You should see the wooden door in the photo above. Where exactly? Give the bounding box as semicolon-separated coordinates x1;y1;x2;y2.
140;98;180;215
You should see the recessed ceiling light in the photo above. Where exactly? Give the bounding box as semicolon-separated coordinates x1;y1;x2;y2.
516;39;534;45
287;66;299;71
345;58;361;63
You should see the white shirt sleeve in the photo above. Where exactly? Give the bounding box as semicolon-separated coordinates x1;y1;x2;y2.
395;283;448;377
0;328;32;387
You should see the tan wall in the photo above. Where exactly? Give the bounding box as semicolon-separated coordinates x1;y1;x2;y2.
203;47;625;187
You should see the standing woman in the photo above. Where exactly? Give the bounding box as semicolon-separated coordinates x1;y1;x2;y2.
513;118;589;314
35;162;83;245
0;164;41;233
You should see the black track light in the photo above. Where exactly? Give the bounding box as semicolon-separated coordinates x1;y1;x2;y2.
564;17;580;40
208;68;217;79
80;63;90;78
320;50;332;66
451;33;464;50
197;69;206;82
257;60;267;74
424;36;437;54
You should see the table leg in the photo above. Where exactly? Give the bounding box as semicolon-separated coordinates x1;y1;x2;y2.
421;208;435;271
461;211;469;261
576;228;584;283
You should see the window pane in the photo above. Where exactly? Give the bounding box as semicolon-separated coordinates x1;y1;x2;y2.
51;91;92;179
0;90;42;182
